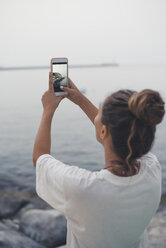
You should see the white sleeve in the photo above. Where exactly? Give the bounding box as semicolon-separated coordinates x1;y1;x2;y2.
35;154;96;216
36;154;71;215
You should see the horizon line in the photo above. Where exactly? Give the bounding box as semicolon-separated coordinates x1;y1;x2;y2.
0;63;119;71
1;62;166;71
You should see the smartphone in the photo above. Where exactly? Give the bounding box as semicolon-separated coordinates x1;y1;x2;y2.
50;57;68;96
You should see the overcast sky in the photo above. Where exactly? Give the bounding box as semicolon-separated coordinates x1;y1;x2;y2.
0;0;166;67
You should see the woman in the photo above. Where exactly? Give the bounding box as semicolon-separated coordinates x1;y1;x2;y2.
33;73;165;248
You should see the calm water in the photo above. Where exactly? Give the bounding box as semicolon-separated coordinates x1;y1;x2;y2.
0;65;166;194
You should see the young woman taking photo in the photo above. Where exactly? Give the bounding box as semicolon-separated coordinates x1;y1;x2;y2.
33;74;165;248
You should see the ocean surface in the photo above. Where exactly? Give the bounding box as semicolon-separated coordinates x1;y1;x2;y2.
0;65;166;194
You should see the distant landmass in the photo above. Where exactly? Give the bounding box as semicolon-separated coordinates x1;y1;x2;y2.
0;62;119;71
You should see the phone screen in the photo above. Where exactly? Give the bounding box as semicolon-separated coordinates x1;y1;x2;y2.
52;61;68;92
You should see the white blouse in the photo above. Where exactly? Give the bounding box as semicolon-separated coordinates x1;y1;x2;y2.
36;152;161;248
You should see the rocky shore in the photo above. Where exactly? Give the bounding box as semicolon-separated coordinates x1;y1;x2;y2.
0;189;67;248
0;187;166;248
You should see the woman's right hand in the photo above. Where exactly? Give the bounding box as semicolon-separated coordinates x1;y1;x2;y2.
60;77;83;105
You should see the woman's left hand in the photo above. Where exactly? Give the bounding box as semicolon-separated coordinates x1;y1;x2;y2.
42;72;66;113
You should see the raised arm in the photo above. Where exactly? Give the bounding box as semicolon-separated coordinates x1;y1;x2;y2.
61;78;99;125
77;94;98;124
33;73;65;167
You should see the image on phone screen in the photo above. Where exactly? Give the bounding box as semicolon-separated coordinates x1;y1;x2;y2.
52;61;68;92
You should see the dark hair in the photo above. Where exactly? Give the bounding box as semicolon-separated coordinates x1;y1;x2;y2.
101;89;165;176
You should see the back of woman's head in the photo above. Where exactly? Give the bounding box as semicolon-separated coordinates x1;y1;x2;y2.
101;89;165;175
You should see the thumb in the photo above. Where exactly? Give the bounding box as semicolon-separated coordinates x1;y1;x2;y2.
60;85;72;93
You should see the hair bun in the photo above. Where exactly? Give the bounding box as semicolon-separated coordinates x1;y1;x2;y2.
128;89;165;125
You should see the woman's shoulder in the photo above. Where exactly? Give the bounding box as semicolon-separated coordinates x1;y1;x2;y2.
140;151;160;165
138;151;161;175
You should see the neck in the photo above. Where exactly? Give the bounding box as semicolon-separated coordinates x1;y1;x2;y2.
104;143;123;169
103;143;141;176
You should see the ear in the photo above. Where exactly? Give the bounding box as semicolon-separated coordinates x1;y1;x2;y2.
100;125;108;140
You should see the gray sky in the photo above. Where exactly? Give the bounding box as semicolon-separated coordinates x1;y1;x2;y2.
0;0;166;67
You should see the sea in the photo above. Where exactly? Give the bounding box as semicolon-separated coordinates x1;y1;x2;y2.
0;64;166;195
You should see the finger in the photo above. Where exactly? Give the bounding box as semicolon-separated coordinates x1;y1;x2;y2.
60;85;72;93
49;72;54;92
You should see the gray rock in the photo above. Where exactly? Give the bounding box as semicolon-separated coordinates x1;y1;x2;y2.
0;228;46;248
1;219;19;231
147;207;166;248
56;246;66;248
14;203;35;219
0;222;10;231
14;196;52;220
0;195;29;219
19;209;67;248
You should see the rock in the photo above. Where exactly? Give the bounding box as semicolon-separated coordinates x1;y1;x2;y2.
14;196;52;220
147;206;166;248
14;203;36;220
0;222;10;231
1;219;19;231
0;195;29;219
56;246;66;248
19;209;67;248
0;225;46;248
